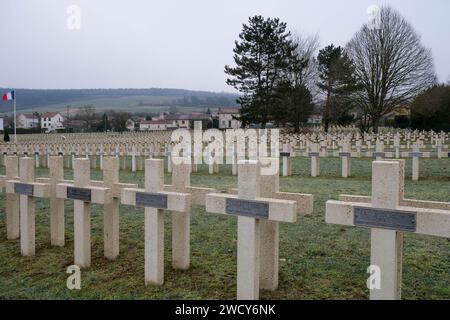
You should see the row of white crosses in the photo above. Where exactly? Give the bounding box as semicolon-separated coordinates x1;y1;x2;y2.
326;159;450;299
1;153;314;299
1;153;448;300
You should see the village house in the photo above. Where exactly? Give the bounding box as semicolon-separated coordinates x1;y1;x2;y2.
218;108;241;129
41;112;64;131
162;112;211;129
139;119;177;131
17;113;40;129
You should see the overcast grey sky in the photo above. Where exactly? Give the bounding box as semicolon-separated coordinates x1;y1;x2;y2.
1;0;449;93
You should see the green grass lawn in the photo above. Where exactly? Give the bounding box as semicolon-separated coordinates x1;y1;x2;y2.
0;157;449;299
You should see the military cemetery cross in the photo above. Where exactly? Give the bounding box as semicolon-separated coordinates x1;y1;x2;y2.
121;159;190;285
163;157;215;270
280;143;292;176
0;155;19;240
338;160;450;211
5;157;50;256
339;142;352;178
206;160;297;300
325;160;450;300
34;156;66;246
402;142;430;181
56;158;112;268
91;157;138;260
228;157;313;291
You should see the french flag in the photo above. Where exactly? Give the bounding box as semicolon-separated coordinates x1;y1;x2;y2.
2;90;15;101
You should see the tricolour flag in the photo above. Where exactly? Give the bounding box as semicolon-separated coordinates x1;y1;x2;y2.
2;91;15;101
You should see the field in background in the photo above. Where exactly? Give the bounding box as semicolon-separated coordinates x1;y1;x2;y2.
0;157;449;299
17;95;218;114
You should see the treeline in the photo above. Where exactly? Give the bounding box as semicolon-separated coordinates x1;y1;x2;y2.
410;84;450;132
226;6;438;132
168;95;236;107
0;88;239;110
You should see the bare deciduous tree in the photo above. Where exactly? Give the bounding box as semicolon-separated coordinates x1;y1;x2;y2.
290;33;320;100
76;105;98;129
346;6;436;132
110;111;131;132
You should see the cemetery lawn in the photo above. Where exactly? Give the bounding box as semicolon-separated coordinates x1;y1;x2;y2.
0;157;449;300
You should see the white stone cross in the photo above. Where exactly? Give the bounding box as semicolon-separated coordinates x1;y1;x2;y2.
206;160;297;300
163;157;216;269
5;157;50;256
338;160;450;211
228;157;313;291
121;159;190;285
326;160;450;300
371;140;392;160
307;143;320;177
90;157;138;260
0;155;19;240
280;143;292;176
56;158;112;268
336;142;352;178
401;142;430;181
35;156;66;246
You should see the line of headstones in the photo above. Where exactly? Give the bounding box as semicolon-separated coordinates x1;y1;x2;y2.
279;138;449;181
1;135;448;183
1;154;449;300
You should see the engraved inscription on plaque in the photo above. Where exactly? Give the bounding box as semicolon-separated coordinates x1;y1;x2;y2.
308;152;319;157
67;187;92;201
14;183;33;196
136;192;168;209
225;198;269;219
354;207;416;232
339;152;351;157
373;152;385;157
409;152;423;158
280;152;290;157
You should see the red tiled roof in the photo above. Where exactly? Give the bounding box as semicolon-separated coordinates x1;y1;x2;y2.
42;112;60;118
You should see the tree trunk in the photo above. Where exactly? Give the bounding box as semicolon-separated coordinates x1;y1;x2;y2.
323;118;330;133
372;117;379;133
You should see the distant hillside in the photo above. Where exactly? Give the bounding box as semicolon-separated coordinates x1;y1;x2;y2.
0;88;239;113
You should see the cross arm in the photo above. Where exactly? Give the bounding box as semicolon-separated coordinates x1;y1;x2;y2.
113;182;139;198
5;179;51;198
56;182;112;204
206;193;297;223
338;195;450;211
332;151;356;157
228;188;313;215
401;151;431;158
36;177;73;185
121;187;190;212
326;200;450;238
163;184;216;206
367;151;394;157
36;177;50;183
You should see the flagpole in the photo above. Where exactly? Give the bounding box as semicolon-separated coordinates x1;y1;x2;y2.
14;90;17;143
